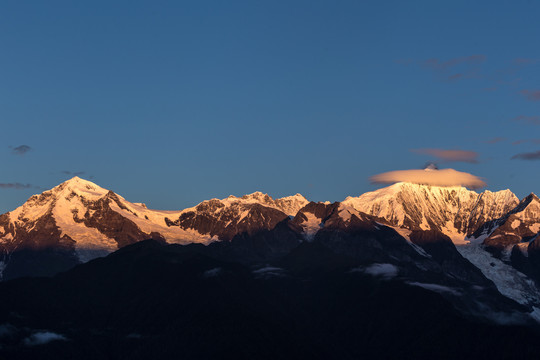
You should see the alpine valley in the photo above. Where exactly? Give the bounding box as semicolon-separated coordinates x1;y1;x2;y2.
2;176;540;359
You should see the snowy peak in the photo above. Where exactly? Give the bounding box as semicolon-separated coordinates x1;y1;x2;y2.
343;182;519;236
51;176;109;200
274;194;309;216
240;191;272;202
8;177;112;225
524;192;540;205
292;200;390;242
198;191;308;217
512;193;540;219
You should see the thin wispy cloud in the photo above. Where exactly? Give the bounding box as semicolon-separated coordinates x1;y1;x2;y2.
422;55;486;72
411;148;479;163
492;76;522;87
446;71;481;82
0;183;35;189
511;150;540;160
513;115;540;125
448;73;464;81
482;87;497;92
370;168;486;189
513;58;540;65
398;55;535;90
485;137;506;144
394;58;413;65
520;90;540;101
420;55;485;82
10;145;32;156
512;139;540;145
23;331;67;346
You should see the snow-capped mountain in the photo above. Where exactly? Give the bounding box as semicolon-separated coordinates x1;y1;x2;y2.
0;177;308;279
337;182;540;316
3;176;540;323
343;182;519;237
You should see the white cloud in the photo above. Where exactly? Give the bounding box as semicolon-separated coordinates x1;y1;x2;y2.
365;263;399;279
23;331;67;346
351;263;399;279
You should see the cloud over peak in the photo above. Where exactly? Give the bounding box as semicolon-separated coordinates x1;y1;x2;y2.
370;168;486;189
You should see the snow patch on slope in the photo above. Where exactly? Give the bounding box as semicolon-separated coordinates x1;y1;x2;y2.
51;184;118;261
389;226;431;258
455;243;540;306
407;282;461;296
300;212;323;241
108;201;215;245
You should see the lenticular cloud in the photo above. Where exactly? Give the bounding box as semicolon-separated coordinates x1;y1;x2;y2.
370;168;486;189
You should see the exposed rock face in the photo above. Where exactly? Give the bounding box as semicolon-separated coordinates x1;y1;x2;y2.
473;194;540;250
174;192;308;241
291;202;340;240
468;194;540;284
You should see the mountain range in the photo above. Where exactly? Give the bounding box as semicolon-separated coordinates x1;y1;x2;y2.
2;176;540;358
1;177;540;326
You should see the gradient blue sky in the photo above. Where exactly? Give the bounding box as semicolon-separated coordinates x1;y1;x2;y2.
1;0;540;213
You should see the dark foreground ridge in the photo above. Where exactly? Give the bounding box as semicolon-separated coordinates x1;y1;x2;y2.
1;240;539;360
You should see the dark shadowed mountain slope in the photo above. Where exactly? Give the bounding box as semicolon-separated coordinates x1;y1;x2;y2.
1;240;540;360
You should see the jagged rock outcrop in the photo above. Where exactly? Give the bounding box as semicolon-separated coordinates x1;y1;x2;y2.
472;193;540;253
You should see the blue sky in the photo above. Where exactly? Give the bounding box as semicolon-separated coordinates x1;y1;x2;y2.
1;0;540;212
